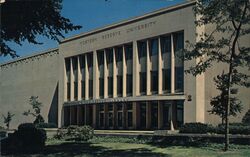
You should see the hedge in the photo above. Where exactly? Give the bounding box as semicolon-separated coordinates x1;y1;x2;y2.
215;124;250;135
180;122;250;135
179;123;213;134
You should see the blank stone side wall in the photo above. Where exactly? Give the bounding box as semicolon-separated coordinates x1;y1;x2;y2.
204;24;250;124
0;50;59;129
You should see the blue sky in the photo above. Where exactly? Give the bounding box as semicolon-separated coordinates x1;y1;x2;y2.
0;0;185;63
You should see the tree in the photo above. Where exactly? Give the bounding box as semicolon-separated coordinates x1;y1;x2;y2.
208;72;242;124
0;0;81;58
23;96;45;124
184;0;250;151
2;111;15;129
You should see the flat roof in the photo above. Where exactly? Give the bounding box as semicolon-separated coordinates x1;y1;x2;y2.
60;1;195;43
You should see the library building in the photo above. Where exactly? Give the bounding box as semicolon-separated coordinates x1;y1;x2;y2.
0;1;249;130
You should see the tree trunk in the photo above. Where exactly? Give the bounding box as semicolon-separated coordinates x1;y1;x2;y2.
224;52;234;151
224;96;230;151
224;35;234;151
223;1;247;148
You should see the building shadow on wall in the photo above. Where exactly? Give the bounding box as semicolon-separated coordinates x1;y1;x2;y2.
48;82;58;125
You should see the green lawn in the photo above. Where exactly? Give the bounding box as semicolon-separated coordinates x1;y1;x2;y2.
4;138;250;157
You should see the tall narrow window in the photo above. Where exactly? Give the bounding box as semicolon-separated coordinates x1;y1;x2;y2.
73;57;78;100
106;49;113;98
106;48;113;64
151;71;158;94
81;80;85;99
87;53;93;99
108;76;113;97
126;74;132;96
161;35;171;93
89;79;93;99
72;57;78;77
97;51;104;66
149;38;158;56
67;82;70;101
74;82;78;100
115;46;123;97
117;75;122;97
98;51;104;99
162;69;171;93
125;44;133;60
161;35;171;54
174;32;184;92
140;72;146;95
125;43;133;97
80;55;85;99
138;41;147;59
65;58;71;101
87;53;93;68
115;46;123;62
99;78;104;98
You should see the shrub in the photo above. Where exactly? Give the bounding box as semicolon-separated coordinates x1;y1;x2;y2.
215;124;250;135
18;123;36;130
0;126;7;139
36;122;57;128
54;128;66;139
229;123;249;126
218;123;249;128
242;109;250;125
0;130;7;139
179;122;213;134
179;122;250;135
1;123;46;154
54;125;94;141
15;123;47;147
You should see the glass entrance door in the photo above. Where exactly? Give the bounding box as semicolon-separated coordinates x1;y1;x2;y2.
139;102;146;129
162;102;170;129
151;101;158;129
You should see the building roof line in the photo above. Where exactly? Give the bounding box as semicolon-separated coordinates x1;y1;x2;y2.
0;48;58;67
60;1;195;44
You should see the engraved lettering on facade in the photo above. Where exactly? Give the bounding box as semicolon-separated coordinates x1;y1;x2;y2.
80;38;97;45
126;21;157;33
102;31;121;40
